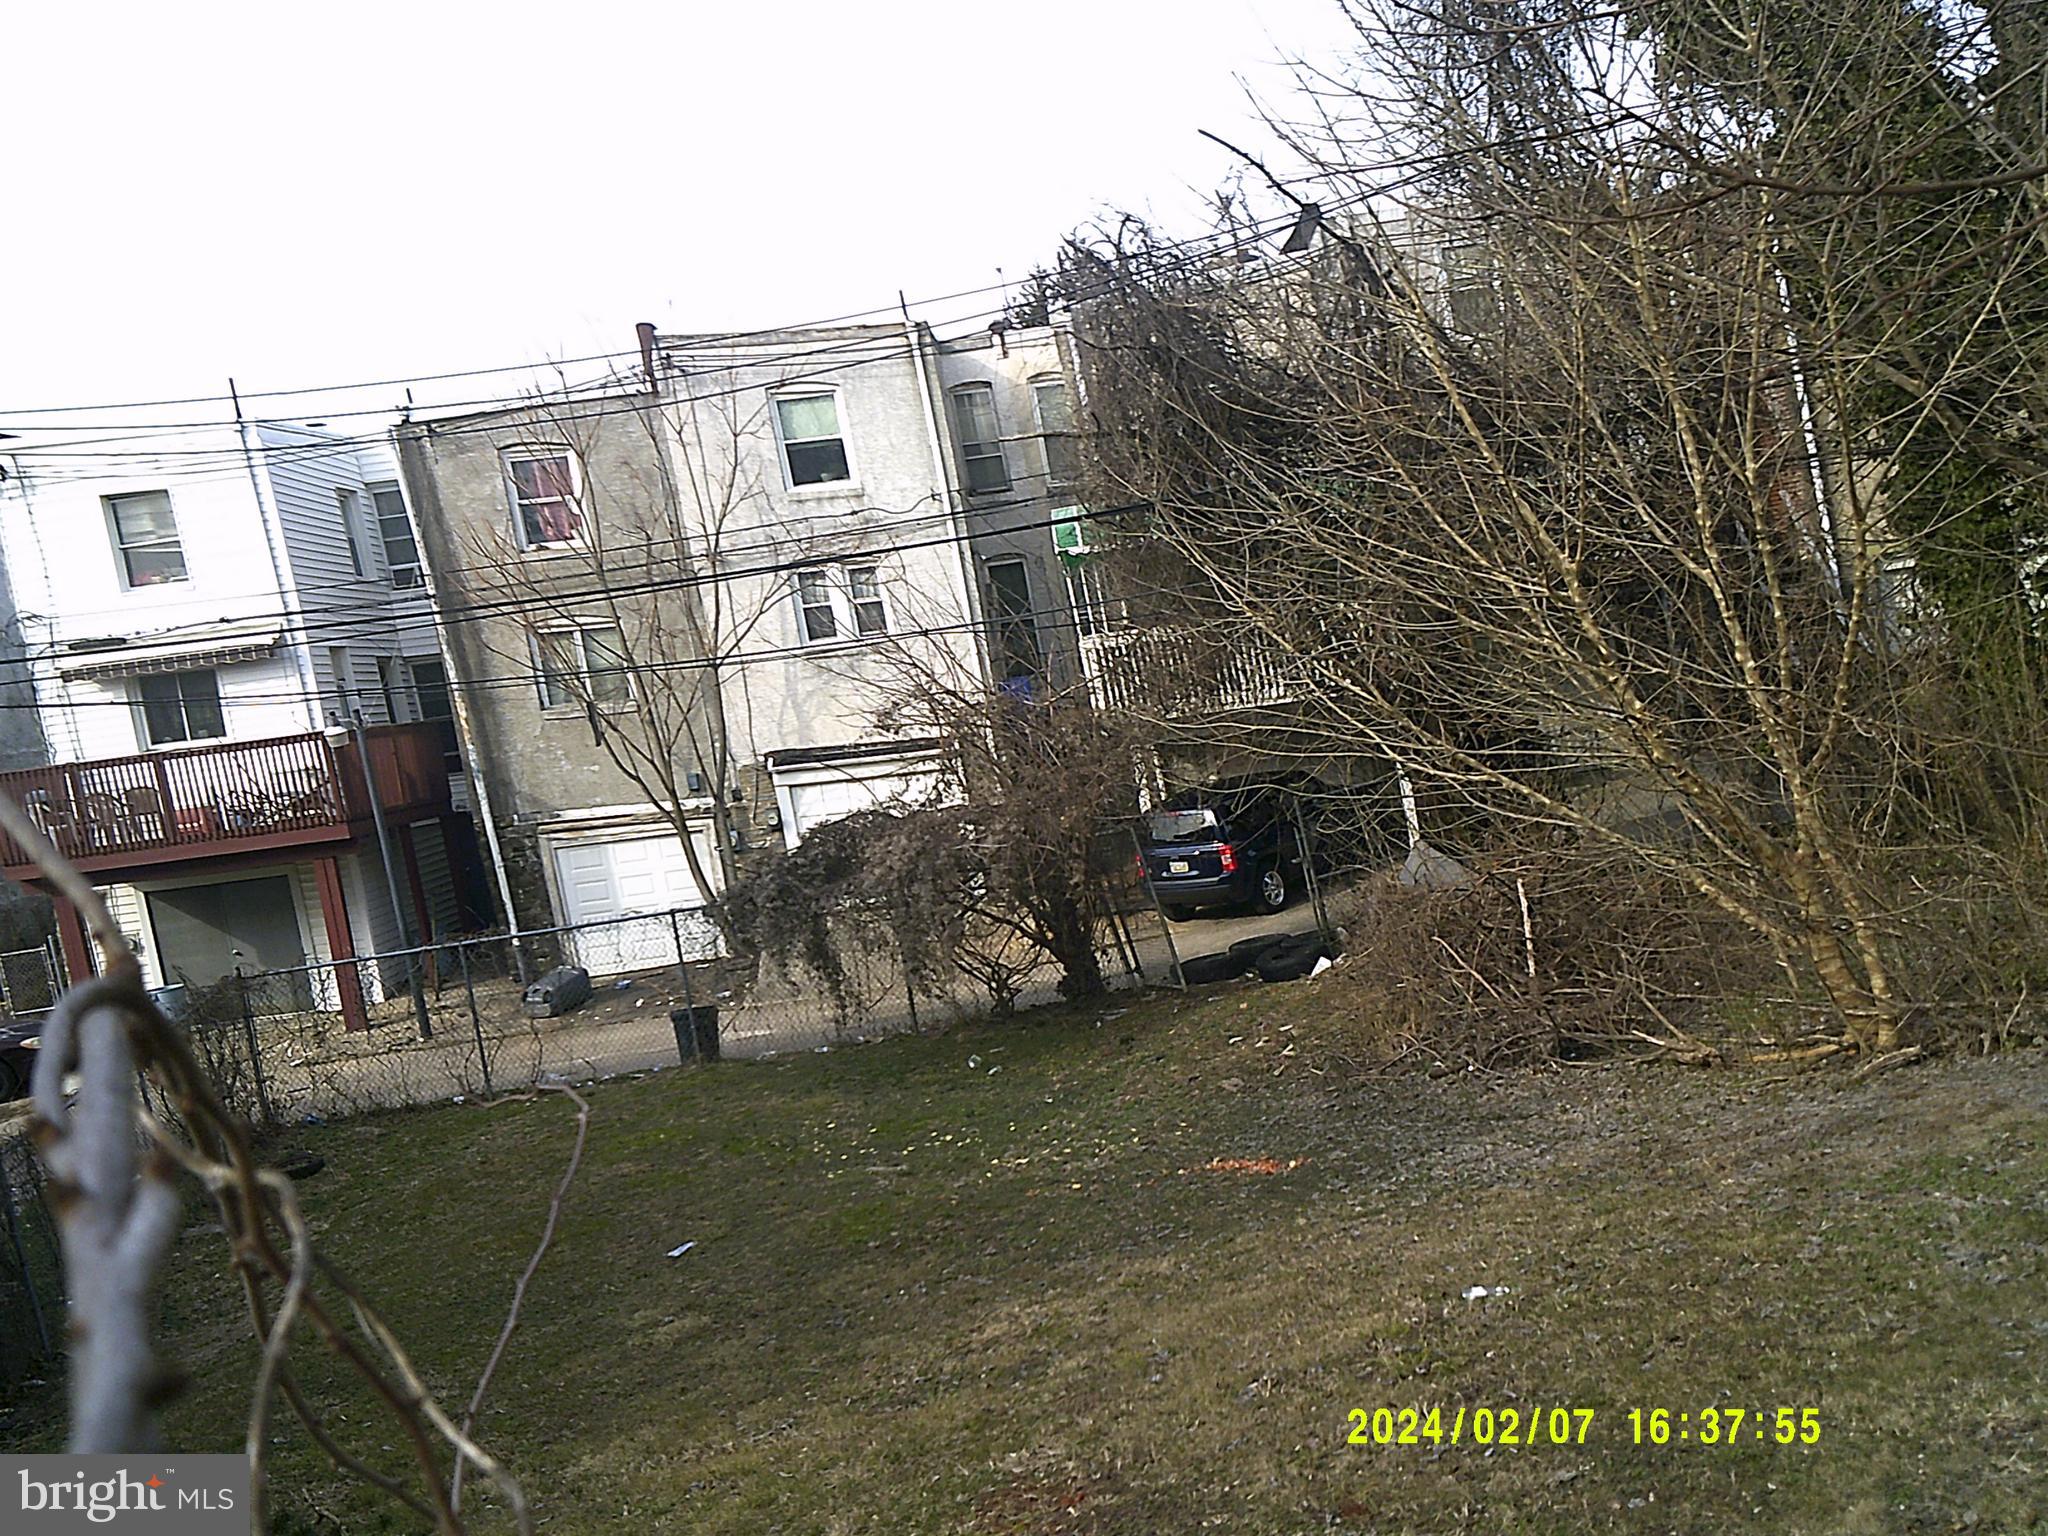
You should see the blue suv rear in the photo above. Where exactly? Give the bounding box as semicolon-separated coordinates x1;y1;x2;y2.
1138;783;1300;920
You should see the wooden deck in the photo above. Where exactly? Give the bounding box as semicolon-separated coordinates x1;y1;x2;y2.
0;725;452;881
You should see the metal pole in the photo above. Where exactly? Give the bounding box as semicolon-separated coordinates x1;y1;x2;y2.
351;710;433;1039
1098;878;1143;981
235;968;276;1128
1128;825;1186;990
670;910;698;1014
459;942;492;1099
1293;797;1332;942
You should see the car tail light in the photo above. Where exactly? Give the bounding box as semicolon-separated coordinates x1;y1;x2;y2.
1135;850;1147;874
1218;843;1238;873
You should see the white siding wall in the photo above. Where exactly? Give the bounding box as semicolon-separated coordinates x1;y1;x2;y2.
408;820;461;940
95;884;161;988
54;652;313;761
0;427;436;760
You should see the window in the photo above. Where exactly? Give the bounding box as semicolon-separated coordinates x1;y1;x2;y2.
328;646;356;724
847;565;888;637
371;484;421;588
984;557;1040;681
797;569;838;643
1031;377;1080;488
407;658;462;767
774;394;850;487
948;383;1010;494
505;450;585;548
106;490;188;587
794;564;890;644
336;489;368;577
536;625;632;709
136;669;224;746
1064;558;1112;638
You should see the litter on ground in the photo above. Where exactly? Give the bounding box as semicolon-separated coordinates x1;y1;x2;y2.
1181;1157;1307;1175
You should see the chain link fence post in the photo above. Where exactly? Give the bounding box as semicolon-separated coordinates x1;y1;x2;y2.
458;940;493;1099
1129;824;1188;989
0;1136;53;1361
234;967;276;1129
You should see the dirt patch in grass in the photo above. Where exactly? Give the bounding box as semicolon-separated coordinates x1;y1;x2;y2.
2;987;2043;1534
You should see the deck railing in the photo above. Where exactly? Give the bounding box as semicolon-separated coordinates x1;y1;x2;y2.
0;725;449;873
1079;625;1302;717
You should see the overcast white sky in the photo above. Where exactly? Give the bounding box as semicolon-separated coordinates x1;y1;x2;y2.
2;0;1363;421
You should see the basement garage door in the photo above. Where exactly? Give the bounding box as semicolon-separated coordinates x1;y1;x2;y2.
551;833;720;976
776;764;947;846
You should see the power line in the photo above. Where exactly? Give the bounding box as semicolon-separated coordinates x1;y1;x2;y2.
0;588;1136;715
0;188;1361;457
0;271;1047;420
0;303;1023;482
16;468;1094;657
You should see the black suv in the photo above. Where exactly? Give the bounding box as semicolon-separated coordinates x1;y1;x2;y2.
1138;780;1303;921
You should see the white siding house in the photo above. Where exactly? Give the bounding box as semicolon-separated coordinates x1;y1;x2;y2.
0;423;475;1016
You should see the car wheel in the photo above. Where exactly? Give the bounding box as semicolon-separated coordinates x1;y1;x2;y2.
1162;906;1196;923
0;1056;20;1103
1255;868;1288;913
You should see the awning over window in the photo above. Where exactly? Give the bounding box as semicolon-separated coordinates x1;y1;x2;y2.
54;626;282;680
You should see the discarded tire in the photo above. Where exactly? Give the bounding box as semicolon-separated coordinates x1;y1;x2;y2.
1255;933;1330;983
1227;934;1289;974
1177;951;1241;986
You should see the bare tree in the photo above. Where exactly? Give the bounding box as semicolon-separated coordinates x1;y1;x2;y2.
1069;0;2048;1052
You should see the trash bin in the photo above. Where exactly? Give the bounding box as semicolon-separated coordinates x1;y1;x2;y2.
670;1004;720;1062
523;965;592;1018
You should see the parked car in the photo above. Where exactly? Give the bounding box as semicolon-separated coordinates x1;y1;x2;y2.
1138;780;1305;921
0;1016;42;1101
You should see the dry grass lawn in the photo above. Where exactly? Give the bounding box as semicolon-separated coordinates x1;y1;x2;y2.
2;979;2044;1534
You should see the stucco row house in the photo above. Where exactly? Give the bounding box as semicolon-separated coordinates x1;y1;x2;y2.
395;318;1095;953
0;316;1099;1001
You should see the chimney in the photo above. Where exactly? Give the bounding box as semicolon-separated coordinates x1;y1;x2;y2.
636;322;658;391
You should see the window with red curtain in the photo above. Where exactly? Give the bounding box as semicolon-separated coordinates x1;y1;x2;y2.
507;452;585;546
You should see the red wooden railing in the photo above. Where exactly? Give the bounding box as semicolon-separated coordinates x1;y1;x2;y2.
0;725;450;874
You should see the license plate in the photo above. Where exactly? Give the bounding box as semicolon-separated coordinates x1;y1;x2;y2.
1168;859;1191;874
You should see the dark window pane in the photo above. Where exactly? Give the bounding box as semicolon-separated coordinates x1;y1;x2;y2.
409;660;452;721
965;453;1010;493
801;601;838;642
181;681;226;740
137;674;185;744
124;547;189;586
785;439;849;486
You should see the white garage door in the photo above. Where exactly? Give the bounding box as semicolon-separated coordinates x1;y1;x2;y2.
552;833;720;976
783;769;942;844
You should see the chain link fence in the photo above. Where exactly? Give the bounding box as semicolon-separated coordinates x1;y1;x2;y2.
156;886;1218;1127
0;945;61;1021
0;1126;61;1386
